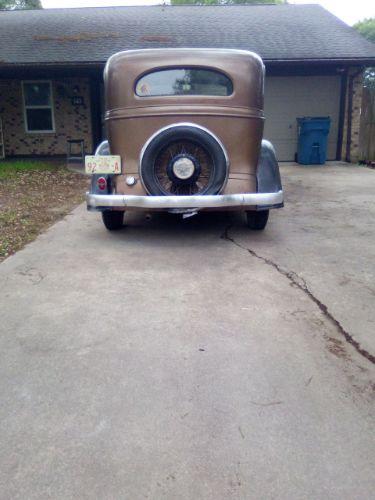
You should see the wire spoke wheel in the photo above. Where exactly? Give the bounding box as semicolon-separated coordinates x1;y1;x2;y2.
154;140;213;195
140;125;228;196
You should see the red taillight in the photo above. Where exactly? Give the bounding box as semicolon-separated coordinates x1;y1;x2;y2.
97;177;107;191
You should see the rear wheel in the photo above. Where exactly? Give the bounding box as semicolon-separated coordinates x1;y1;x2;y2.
102;210;124;231
246;210;269;230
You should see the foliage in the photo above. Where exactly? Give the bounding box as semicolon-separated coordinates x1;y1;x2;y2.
353;18;375;89
362;68;375;89
354;17;375;42
0;0;42;10
170;1;286;5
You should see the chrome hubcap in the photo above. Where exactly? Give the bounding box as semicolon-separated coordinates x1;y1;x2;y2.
172;157;195;180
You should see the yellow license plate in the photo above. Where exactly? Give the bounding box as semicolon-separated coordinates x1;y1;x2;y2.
85;155;121;174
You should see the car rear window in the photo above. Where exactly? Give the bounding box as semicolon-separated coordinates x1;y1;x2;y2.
135;68;233;97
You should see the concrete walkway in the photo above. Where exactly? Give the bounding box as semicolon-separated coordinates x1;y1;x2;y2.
0;163;374;499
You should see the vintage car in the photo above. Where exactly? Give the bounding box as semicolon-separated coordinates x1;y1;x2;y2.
85;48;283;230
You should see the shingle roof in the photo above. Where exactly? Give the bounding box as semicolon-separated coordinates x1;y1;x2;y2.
0;4;374;66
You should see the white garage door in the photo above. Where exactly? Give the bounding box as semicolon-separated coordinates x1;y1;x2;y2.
264;76;341;161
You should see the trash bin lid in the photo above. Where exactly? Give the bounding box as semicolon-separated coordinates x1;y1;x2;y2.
297;116;331;123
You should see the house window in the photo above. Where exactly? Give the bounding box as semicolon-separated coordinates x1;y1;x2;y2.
22;81;55;133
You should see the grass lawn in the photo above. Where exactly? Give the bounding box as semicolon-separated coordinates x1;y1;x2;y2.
0;159;89;261
0;159;57;179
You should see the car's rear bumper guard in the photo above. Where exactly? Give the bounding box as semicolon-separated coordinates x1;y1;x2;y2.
86;190;283;210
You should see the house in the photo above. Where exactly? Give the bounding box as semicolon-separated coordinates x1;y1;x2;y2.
0;4;374;162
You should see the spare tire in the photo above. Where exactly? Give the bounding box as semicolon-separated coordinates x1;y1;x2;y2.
140;124;228;196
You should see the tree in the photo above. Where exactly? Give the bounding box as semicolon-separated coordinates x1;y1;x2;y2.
354;17;375;43
171;1;285;5
0;0;42;9
354;18;375;88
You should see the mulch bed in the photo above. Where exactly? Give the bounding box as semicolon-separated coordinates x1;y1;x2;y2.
0;163;89;262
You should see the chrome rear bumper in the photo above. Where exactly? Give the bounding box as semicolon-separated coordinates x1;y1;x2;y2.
86;190;283;210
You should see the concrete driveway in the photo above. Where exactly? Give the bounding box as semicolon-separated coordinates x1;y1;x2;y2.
0;163;374;499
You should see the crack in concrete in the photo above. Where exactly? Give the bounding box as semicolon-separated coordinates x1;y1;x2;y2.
15;266;45;285
221;225;375;365
249;400;283;407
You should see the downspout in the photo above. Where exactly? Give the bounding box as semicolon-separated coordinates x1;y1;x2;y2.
345;67;364;162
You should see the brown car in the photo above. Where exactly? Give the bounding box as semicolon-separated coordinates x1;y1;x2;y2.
86;48;283;230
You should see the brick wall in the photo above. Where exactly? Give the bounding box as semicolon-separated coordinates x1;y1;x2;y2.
0;78;93;156
341;69;364;163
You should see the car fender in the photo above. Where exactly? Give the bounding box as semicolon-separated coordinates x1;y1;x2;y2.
256;140;283;210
